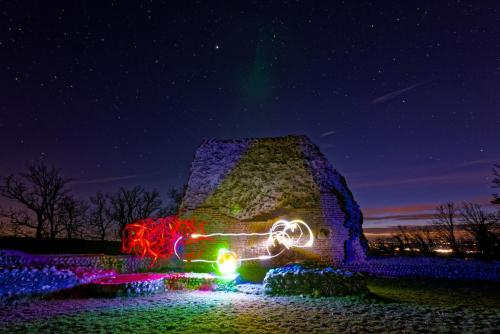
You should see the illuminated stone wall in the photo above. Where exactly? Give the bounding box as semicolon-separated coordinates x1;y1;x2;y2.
180;135;367;264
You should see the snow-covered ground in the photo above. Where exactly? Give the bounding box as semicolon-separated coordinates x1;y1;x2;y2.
0;290;498;333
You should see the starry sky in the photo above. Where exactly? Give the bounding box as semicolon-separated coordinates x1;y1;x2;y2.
0;1;498;228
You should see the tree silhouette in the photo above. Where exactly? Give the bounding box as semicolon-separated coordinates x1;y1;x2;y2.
108;186;163;238
460;202;498;259
165;186;185;215
492;164;500;204
0;161;70;239
433;202;459;253
89;192;115;241
57;196;88;239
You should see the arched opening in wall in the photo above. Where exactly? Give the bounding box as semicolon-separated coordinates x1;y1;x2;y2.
318;227;330;239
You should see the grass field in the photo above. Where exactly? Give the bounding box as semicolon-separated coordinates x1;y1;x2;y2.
0;277;498;333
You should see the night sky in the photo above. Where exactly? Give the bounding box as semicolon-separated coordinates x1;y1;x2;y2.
1;1;498;228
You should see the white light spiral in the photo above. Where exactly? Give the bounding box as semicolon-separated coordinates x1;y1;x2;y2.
174;219;314;263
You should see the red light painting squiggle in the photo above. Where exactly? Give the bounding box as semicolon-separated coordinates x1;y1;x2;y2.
122;216;208;265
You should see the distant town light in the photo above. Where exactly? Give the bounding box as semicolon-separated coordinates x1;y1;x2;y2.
434;248;453;253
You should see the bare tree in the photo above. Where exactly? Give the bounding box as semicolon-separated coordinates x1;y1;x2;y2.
0;161;69;239
1;209;32;237
166;186;184;215
433;202;460;253
492;164;500;205
411;226;436;256
392;225;435;256
460;202;499;259
57;196;88;239
108;186;163;237
155;186;186;217
393;225;412;255
89;192;115;241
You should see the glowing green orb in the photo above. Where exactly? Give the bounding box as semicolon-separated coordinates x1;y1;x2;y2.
216;248;239;276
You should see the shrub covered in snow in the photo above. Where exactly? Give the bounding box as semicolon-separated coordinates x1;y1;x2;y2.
0;250;33;267
0;251;117;302
90;274;166;297
164;272;237;292
88;272;237;297
263;264;368;297
0;250;151;274
0;265;78;301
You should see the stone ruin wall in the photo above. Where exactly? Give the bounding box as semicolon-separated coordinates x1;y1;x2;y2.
180;135;368;264
320;192;367;262
182;184;367;265
183;194;349;265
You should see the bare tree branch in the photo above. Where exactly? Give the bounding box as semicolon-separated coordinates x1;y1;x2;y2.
108;186;163;238
57;196;88;239
460;202;499;259
89;192;116;241
432;202;459;253
0;161;70;239
492;164;500;204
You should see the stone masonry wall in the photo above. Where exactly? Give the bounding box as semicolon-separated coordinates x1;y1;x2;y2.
319;193;347;262
184;204;346;265
180;135;368;263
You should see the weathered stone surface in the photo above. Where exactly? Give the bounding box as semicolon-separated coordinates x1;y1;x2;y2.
180;135;367;263
263;264;368;296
